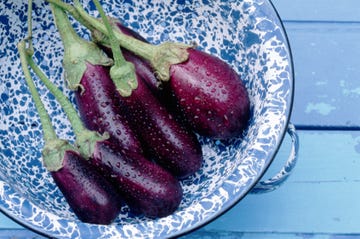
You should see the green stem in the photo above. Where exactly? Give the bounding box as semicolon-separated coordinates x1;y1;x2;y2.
26;52;107;159
73;1;191;82
18;40;71;171
18;41;56;142
89;0;138;96
27;56;86;136
26;0;34;54
46;0;95;31
90;0;125;68
47;0;191;81
49;3;113;89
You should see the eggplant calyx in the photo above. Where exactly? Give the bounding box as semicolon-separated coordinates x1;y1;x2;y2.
152;42;191;82
75;130;109;159
50;4;113;90
42;139;74;171
63;40;113;91
110;61;137;97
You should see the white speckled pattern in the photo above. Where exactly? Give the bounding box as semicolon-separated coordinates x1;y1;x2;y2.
0;0;294;238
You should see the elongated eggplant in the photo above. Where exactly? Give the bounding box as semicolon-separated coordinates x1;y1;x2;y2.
74;62;143;155
75;9;251;140
92;140;183;217
51;149;123;224
30;54;184;218
116;24;250;139
92;21;203;179
39;5;184;218
18;39;122;225
118;67;203;179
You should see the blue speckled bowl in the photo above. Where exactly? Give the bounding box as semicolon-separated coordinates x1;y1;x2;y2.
0;0;294;238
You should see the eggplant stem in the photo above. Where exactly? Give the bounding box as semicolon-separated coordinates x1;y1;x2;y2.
18;41;56;142
26;0;34;54
75;0;137;96
18;40;72;171
26;53;108;159
49;3;113;90
73;2;191;81
46;0;95;31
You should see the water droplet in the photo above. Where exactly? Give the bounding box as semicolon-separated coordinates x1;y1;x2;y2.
100;102;109;107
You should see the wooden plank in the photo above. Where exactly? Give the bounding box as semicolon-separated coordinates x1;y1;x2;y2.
189;130;360;235
185;232;360;239
283;22;360;128
0;230;45;239
272;0;360;22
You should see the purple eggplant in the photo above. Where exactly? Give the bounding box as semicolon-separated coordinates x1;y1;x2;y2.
168;48;250;139
74;62;143;155
92;21;203;178
91;19;250;139
30;43;184;219
42;5;184;218
18;39;122;225
92;140;183;217
117;64;203;179
51;149;123;224
31;56;184;218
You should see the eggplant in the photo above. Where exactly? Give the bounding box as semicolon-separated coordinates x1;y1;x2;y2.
74;62;143;155
31;54;184;217
117;24;250;139
168;48;250;139
18;40;122;225
92;21;203;178
75;10;251;140
92;140;183;217
117;64;203;179
51;149;123;224
38;5;184;218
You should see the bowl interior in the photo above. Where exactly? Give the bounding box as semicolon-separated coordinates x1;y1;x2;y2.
0;0;293;238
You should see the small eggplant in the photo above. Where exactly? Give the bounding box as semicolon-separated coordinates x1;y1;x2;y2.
41;5;184;218
30;55;184;218
92;21;203;179
51;149;123;224
74;62;144;155
117;65;203;179
76;11;251;140
168;48;250;139
92;140;183;217
18;39;122;225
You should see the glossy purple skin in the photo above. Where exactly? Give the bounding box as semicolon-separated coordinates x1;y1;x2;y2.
169;48;250;139
100;24;203;179
51;150;122;225
113;23;250;139
75;63;143;155
92;140;183;218
117;51;203;179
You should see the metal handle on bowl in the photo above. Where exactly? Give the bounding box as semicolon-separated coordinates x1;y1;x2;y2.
250;122;299;194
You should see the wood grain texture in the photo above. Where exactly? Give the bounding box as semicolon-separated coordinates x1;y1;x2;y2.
184;131;360;237
272;0;360;22
286;22;360;128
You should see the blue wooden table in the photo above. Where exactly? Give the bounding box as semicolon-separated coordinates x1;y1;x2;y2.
1;0;360;238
